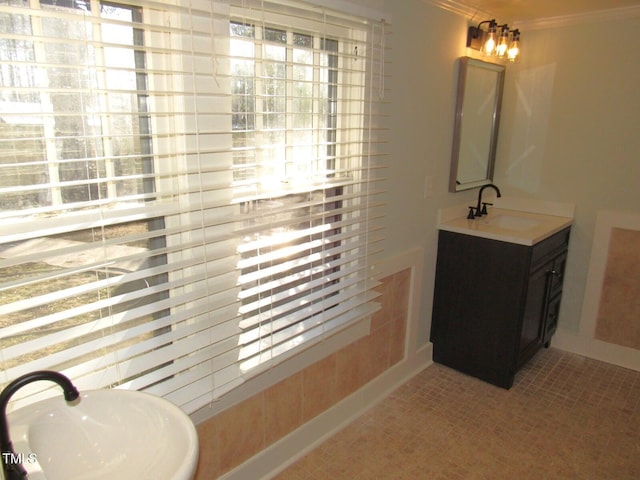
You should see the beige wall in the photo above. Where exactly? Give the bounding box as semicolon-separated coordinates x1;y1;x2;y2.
378;1;474;345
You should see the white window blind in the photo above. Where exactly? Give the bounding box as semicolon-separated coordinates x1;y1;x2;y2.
0;0;388;414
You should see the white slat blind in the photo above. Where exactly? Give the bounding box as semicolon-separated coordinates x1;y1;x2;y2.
0;0;388;413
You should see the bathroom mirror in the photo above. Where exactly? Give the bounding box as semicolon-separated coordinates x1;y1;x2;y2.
449;57;505;192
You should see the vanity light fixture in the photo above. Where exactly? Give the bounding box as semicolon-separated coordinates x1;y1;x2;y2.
467;19;521;62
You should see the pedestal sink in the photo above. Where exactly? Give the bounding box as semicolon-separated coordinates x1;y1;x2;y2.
6;389;198;480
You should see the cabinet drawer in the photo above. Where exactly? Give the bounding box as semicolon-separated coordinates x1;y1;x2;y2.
531;228;570;267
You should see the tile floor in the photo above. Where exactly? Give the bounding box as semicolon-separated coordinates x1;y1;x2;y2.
274;348;640;479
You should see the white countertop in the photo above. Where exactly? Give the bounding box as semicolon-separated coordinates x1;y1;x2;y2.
438;198;574;246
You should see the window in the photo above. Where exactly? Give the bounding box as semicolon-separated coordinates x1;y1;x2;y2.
1;0;170;399
230;23;338;186
0;0;388;414
230;22;346;372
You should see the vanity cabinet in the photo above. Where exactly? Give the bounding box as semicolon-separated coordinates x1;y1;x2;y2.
430;227;570;388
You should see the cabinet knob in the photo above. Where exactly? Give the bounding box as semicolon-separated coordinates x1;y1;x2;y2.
550;270;563;279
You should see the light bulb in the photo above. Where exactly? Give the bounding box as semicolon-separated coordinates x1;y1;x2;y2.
496;26;509;57
507;42;519;61
483;32;496;55
507;29;520;62
483;37;495;54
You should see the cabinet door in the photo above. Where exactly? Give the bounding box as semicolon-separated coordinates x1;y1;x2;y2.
517;259;552;367
548;251;568;297
544;294;562;346
543;251;568;345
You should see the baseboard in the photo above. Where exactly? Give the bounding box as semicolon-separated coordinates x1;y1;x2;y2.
219;343;433;480
553;329;640;372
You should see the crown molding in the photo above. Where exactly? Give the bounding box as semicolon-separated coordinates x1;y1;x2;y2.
517;5;640;30
422;0;640;30
421;0;492;20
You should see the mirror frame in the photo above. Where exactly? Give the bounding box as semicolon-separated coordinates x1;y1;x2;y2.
449;56;505;192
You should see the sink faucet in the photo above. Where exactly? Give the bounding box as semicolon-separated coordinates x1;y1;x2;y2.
472;183;502;218
1;371;79;480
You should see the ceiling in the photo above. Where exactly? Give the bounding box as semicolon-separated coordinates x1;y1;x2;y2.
456;0;640;24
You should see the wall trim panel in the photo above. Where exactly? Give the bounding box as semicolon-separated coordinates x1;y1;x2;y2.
220;344;433;480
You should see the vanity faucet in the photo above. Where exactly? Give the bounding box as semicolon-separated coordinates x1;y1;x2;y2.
1;371;80;480
473;183;502;217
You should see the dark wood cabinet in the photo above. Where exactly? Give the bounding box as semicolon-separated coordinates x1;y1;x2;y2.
430;227;570;388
